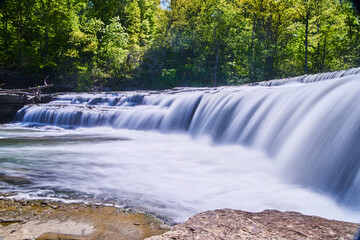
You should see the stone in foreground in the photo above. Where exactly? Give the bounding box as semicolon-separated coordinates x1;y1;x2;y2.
146;209;359;240
0;198;169;240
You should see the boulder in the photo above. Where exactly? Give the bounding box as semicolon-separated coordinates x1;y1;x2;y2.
146;209;359;240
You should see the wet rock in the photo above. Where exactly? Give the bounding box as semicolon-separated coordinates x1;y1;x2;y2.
146;209;359;240
0;198;170;240
0;174;32;186
38;94;52;103
0;93;52;123
0;94;28;123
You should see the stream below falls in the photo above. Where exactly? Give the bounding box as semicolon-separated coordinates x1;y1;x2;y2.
1;68;360;224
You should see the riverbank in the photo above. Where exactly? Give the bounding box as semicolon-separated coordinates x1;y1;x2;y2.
0;196;170;240
147;209;359;240
0;93;52;123
1;196;358;240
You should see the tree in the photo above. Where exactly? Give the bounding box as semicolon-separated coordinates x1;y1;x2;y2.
1;0;359;90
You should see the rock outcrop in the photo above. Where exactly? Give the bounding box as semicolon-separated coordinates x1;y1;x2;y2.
0;93;52;123
0;197;170;240
0;94;28;123
146;209;359;240
1;196;359;240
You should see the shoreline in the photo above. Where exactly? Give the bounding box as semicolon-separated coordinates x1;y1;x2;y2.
148;209;360;240
1;194;359;240
0;195;171;240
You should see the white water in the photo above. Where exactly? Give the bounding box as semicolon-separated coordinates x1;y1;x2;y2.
0;126;358;223
1;68;360;223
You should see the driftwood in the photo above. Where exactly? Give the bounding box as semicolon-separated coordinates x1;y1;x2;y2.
0;75;53;96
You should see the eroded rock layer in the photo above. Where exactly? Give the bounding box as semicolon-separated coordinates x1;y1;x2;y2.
0;197;170;240
146;209;359;240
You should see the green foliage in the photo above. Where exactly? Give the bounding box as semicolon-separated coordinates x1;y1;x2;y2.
0;0;359;90
157;68;176;89
141;0;360;87
72;16;129;90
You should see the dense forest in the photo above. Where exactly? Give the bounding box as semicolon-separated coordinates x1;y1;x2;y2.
0;0;359;91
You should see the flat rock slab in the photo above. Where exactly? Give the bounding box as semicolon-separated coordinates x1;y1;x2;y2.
146;208;359;240
2;220;94;240
0;197;170;240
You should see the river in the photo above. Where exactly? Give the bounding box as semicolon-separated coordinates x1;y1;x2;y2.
1;68;360;224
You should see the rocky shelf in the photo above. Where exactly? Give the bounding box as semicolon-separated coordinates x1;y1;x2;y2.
0;197;170;240
0;93;52;123
0;196;359;240
0;77;53;123
146;209;359;240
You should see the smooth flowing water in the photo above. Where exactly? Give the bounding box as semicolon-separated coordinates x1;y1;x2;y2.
1;68;360;223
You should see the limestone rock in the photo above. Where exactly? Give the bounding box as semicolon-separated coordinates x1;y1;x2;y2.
0;198;169;240
0;94;28;123
0;93;52;123
146;209;359;240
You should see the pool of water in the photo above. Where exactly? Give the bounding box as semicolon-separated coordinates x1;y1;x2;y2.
0;124;359;223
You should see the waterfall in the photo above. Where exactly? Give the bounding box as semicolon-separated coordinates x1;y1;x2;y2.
15;68;360;207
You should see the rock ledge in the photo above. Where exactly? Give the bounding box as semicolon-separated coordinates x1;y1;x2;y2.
146;208;359;240
0;93;52;123
0;197;169;240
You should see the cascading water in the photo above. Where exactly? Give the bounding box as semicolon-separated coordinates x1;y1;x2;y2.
2;67;360;223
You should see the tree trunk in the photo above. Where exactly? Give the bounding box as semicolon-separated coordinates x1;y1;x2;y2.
213;47;219;87
18;0;24;65
249;15;256;82
304;11;309;74
316;22;321;72
265;56;274;80
321;36;326;71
